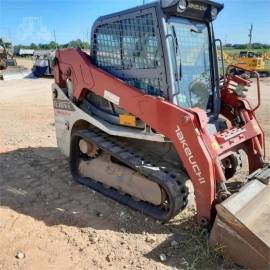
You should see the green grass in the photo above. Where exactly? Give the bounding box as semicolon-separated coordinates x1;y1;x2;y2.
223;48;270;60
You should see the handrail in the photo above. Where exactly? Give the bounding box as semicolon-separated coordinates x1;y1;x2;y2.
215;38;225;77
225;64;261;112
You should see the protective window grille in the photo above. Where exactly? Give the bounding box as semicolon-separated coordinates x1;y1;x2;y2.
93;13;163;96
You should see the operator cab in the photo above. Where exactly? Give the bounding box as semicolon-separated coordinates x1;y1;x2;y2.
90;0;225;131
239;51;259;58
162;0;223;113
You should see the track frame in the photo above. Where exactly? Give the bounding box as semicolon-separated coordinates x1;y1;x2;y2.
70;129;188;221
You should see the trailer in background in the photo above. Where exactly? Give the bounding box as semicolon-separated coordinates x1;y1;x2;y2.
16;48;35;57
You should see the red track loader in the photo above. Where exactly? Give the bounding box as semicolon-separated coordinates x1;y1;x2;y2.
52;0;270;268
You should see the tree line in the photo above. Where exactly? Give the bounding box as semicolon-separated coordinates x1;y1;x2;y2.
14;40;270;51
14;39;90;51
224;43;270;49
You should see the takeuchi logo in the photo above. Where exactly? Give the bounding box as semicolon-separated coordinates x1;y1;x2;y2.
175;125;206;184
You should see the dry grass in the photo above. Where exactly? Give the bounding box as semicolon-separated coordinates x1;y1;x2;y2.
14;57;34;70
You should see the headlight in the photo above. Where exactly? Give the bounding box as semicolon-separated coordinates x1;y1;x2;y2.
211;7;218;19
178;0;187;11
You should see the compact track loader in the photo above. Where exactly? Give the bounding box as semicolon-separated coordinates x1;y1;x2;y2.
52;0;270;268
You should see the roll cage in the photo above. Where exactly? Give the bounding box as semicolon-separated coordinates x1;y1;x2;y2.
90;0;222;115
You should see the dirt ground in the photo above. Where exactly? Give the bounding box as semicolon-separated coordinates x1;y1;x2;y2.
0;76;269;270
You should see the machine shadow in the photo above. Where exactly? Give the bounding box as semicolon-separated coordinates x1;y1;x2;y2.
0;147;188;231
0;146;224;268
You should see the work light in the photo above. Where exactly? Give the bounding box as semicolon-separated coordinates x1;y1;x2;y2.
211;7;218;19
178;0;187;11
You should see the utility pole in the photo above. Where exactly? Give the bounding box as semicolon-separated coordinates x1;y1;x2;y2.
86;30;90;47
53;29;58;49
248;23;253;48
8;28;12;42
224;34;228;47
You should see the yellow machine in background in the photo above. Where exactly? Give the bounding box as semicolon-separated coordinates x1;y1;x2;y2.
0;38;16;70
217;50;233;65
0;38;30;80
235;51;270;77
217;50;233;76
262;52;270;61
223;51;233;65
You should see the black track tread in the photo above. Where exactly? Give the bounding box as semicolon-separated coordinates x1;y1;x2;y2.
70;128;189;222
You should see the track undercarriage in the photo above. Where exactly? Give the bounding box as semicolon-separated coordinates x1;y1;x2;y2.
70;128;189;221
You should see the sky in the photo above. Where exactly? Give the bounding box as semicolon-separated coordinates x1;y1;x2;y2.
0;0;269;45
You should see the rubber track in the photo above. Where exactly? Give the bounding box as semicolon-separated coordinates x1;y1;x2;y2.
70;129;189;222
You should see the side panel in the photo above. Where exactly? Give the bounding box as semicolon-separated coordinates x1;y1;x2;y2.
52;84;167;156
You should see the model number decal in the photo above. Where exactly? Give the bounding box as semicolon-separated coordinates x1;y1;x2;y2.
176;125;206;184
189;3;207;11
104;90;120;105
54;100;75;111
